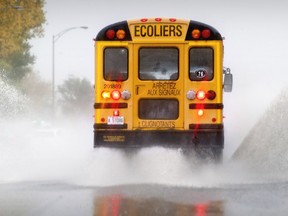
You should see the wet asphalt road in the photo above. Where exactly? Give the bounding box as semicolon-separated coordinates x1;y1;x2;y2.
1;121;288;216
1;180;288;216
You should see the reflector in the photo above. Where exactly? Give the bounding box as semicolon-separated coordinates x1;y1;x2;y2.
186;90;196;100
121;90;131;100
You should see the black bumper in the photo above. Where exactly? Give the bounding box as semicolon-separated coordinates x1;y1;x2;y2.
93;126;224;149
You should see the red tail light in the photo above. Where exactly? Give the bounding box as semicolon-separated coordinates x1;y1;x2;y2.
202;29;211;39
196;90;206;100
206;90;216;100
105;29;115;39
198;109;204;117
113;110;119;116
111;90;121;100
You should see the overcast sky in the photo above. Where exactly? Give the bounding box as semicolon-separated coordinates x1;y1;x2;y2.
31;0;288;155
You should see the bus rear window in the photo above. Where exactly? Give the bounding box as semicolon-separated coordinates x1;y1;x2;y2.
138;99;179;120
189;48;214;81
104;48;128;81
139;48;179;80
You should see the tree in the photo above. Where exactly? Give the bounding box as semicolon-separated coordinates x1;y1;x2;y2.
19;71;52;118
0;0;45;83
57;76;93;116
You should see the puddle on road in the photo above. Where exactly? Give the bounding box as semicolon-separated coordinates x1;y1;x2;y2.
1;88;288;187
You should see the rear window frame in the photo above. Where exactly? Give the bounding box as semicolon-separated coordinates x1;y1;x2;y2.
189;47;214;81
138;47;179;81
138;98;179;120
103;47;129;81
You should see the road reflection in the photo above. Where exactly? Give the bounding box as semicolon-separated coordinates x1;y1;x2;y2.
93;193;224;216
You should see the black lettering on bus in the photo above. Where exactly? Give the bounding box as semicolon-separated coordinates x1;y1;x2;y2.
163;25;169;36
140;121;176;128
147;25;153;37
169;25;176;36
135;24;182;38
176;25;182;36
140;25;146;37
153;82;177;89
135;25;140;37
155;25;161;37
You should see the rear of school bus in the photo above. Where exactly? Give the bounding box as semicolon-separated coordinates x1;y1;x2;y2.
94;18;232;159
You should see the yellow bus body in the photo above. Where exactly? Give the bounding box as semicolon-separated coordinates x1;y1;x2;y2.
94;18;228;154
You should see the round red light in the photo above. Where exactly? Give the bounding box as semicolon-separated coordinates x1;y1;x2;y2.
196;90;206;100
141;18;148;22
106;29;115;39
113;110;120;116
155;18;162;22
206;90;216;100
198;109;204;117
202;29;211;39
111;90;121;100
169;18;176;22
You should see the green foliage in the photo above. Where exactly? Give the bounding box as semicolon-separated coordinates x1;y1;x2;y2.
0;0;46;83
57;76;93;116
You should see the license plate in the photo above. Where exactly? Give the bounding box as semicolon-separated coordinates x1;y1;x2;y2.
107;116;124;125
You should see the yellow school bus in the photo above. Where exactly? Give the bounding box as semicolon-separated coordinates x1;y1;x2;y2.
94;18;232;159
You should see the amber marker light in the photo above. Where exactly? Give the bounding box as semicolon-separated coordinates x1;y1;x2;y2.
116;29;126;40
192;29;201;39
101;91;110;99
